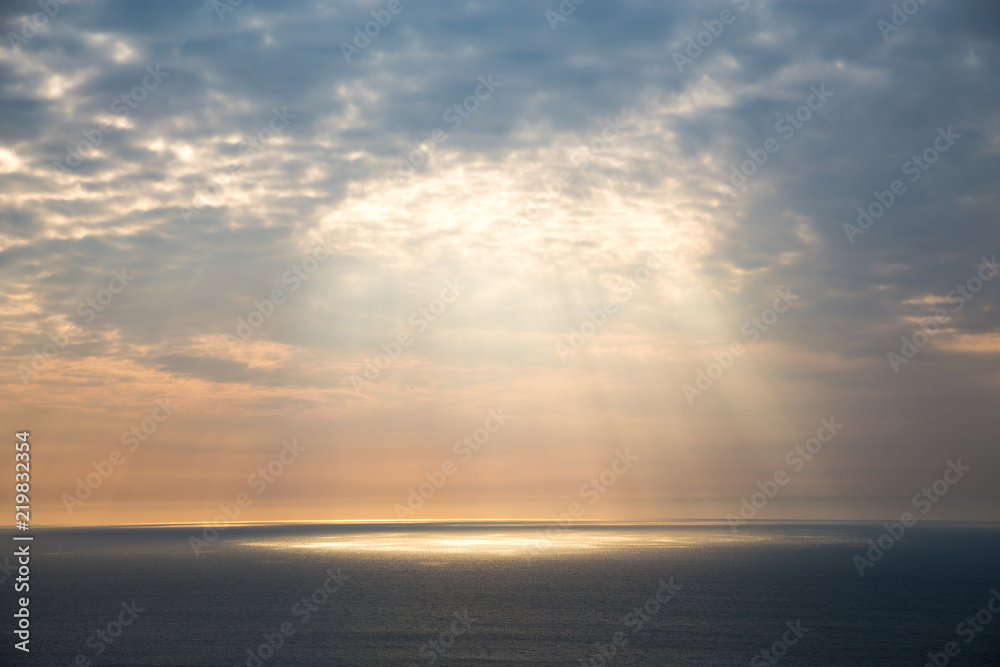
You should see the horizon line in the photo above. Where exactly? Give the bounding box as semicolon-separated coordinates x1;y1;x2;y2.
6;518;1000;530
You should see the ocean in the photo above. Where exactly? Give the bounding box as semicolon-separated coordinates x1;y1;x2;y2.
2;522;998;666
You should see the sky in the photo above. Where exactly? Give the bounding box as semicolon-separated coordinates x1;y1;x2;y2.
1;0;999;527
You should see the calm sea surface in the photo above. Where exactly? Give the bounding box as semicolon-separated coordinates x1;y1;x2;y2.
1;522;998;666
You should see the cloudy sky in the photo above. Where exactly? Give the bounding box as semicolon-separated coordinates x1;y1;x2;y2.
2;0;999;526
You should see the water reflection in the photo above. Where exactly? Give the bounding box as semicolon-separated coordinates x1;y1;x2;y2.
237;524;862;557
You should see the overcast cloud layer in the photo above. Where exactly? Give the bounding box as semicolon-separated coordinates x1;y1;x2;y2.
2;0;999;525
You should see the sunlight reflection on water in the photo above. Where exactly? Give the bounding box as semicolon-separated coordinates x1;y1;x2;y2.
238;525;861;557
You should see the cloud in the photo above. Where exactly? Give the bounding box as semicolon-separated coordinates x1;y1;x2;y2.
2;0;999;523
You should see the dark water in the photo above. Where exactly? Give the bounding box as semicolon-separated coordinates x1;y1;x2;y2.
1;522;999;666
